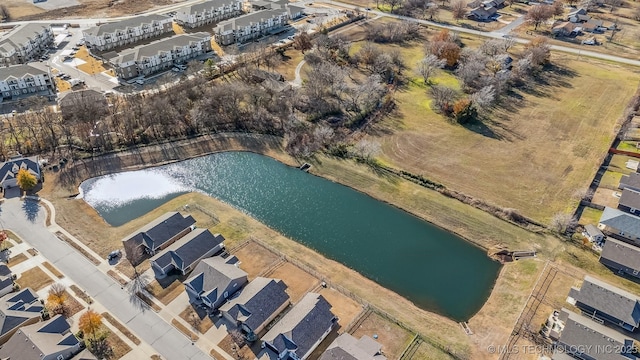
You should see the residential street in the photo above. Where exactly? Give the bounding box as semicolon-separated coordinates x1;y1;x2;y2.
0;198;213;360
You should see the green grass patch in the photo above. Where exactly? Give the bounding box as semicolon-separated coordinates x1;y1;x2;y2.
599;170;623;189
579;207;603;226
617;141;640;153
609;154;636;174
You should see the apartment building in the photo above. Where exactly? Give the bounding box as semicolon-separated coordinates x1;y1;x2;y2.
83;14;173;52
174;0;244;29
0;64;56;103
109;33;212;80
0;24;54;66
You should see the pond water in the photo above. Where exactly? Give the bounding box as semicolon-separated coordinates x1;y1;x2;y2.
79;151;501;320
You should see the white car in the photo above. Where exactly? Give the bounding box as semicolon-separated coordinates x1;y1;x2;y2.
135;79;144;85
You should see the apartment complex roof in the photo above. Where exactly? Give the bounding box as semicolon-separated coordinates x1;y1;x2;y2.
0;64;48;81
176;0;241;15
84;14;171;37
0;24;50;55
111;33;211;65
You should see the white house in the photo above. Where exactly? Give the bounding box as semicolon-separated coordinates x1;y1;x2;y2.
174;0;244;28
109;33;212;80
0;64;56;103
83;14;173;52
0;24;54;65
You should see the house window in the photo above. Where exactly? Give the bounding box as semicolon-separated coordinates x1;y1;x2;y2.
224;291;229;298
632;208;637;213
57;355;64;360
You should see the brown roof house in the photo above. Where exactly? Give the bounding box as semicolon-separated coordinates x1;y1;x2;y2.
0;288;44;345
552;22;578;37
150;228;225;278
122;212;196;261
600;237;640;279
319;333;387;360
0;315;83;360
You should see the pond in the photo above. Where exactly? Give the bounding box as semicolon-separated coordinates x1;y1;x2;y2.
79;151;501;320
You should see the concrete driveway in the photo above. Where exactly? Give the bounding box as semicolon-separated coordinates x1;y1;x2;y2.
0;198;213;360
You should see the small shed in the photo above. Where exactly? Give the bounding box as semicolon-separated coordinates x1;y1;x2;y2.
584;224;604;243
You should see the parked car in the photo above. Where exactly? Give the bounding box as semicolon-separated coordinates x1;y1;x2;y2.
135;79;145;85
107;249;122;260
172;67;182;72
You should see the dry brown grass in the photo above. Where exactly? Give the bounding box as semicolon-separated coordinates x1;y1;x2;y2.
136;292;161;312
268;262;320;303
26;248;38;257
318;287;364;331
107;270;128;286
102;312;141;345
55;231;101;265
70;284;93;305
369;47;639;222
105;330;132;359
62;290;85;317
8;253;28;267
16;267;53;291
171;319;199;341
4;230;22;243
145;275;186;305
272;48;305;82
54;77;71;93
218;334;260;360
179;305;214;334
75;46;108;75
351;312;414;360
235;242;281;281
43;262;64;278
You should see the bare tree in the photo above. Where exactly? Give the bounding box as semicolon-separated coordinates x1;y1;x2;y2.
430;85;457;113
452;0;467;21
634;6;640;21
552;0;564;17
383;0;404;13
470;85;496;112
293;30;313;53
564;0;579;7
603;0;622;12
417;55;446;84
525;4;554;30
426;3;440;19
550;213;577;234
353;139;381;159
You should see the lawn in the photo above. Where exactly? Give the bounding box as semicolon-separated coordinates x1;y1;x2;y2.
42;262;64;278
179;305;214;334
146;275;187;306
235;241;281;280
267;262;320;303
8;253;28;267
351;312;414;360
16;267;53;291
578;207;603;226
368;47;639;222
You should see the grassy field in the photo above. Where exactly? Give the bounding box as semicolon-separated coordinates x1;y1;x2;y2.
364;38;639;222
16;267;53;291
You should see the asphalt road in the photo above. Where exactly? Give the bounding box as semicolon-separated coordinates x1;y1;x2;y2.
0;198;212;360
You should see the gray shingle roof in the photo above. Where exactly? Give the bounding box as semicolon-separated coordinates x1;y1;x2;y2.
600;238;640;272
151;228;224;272
110;33;211;65
176;0;240;15
84;14;171;37
216;8;287;30
619;188;640;211
0;64;48;82
184;255;247;306
584;224;604;238
557;308;634;360
122;212;195;252
0;288;43;337
619;172;640;191
220;277;289;331
263;293;337;359
0;24;50;55
319;334;387;360
599;206;640;238
0;315;80;360
0;154;41;186
572;275;640;328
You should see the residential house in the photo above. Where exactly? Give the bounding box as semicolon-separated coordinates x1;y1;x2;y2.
552;22;578;37
122;212;196;259
567;275;640;332
598;207;640;245
58;89;109;121
0;24;54;65
109;33;212;80
150;228;225;278
600;237;640;279
0;264;15;298
567;7;587;23
220;277;290;341
619;172;640;193
583;224;605;243
0;154;42;191
184;255;248;311
569;13;591;23
0;64;56;103
0;315;83;360
618;188;640;214
582;19;604;32
262;293;338;360
0;288;44;345
319;333;387;360
174;0;244;29
214;8;291;45
82;14;173;52
554;308;637;360
468;4;498;21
